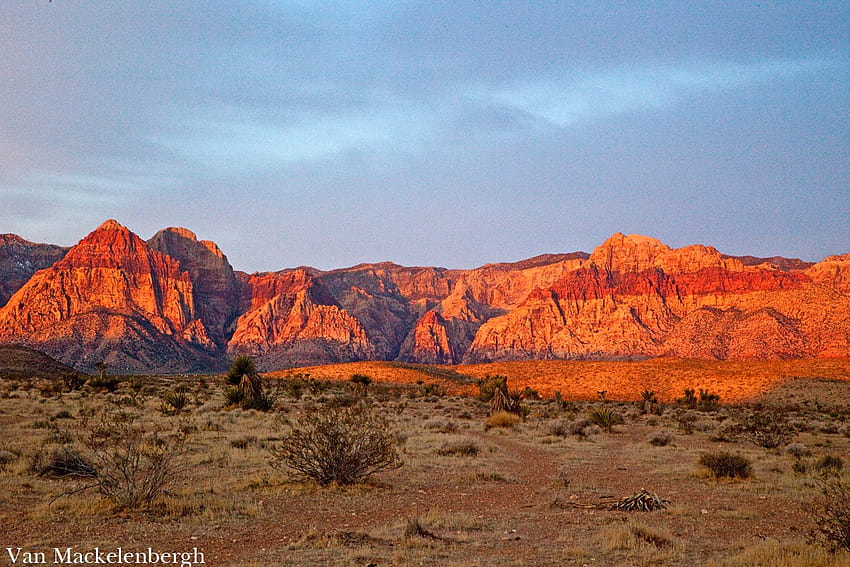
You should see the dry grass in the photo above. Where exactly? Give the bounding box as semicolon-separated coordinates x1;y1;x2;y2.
2;360;850;566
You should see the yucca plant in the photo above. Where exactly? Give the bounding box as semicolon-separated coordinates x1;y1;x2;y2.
588;406;623;433
223;356;277;411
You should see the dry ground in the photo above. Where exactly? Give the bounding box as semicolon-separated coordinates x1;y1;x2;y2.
1;359;850;566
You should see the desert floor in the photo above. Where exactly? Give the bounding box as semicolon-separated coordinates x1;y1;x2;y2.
1;359;850;566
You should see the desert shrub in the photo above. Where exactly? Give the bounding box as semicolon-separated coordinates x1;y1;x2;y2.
649;431;673;447
699;451;752;479
222;385;245;407
160;385;191;415
548;421;571;437
787;443;812;459
733;407;795;448
697;389;721;411
223;356;277;411
570;418;592;438
82;410;190;509
350;373;372;396
809;476;850;552
437;440;480;457
404;517;437;539
269;404;401;485
677;388;698;409
230;435;258;449
87;374;122;392
815;455;844;476
588;406;623;433
0;449;17;468
419;382;446;397
486;411;520;429
674;410;698;434
61;372;86;392
31;444;97;479
477;375;509;402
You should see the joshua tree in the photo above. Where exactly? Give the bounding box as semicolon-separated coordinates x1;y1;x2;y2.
94;361;107;381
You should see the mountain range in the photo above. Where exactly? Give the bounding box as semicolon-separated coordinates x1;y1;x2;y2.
1;220;848;373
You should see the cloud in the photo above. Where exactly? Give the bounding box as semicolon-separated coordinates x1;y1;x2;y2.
475;55;843;129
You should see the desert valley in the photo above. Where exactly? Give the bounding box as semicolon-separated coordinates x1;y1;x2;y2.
0;221;849;566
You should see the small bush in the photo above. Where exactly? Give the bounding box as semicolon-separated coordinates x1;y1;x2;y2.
733;407;795;448
269;404;401;485
674;410;698;434
160;386;191;415
84;410;190;509
697;389;721;411
570;418;592;438
816;455;844;476
787;443;812;459
31;445;97;479
809;476;850;552
649;431;673;447
223;356;278;411
350;373;372;396
486;411;520;429
0;450;17;468
699;451;752;479
437;440;480;457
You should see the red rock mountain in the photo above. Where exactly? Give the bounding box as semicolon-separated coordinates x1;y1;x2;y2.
0;223;847;372
0;234;68;307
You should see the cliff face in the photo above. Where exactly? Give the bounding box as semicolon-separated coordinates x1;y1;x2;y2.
0;221;220;372
1;223;847;372
0;234;68;307
147;227;241;346
227;269;374;369
465;233;847;362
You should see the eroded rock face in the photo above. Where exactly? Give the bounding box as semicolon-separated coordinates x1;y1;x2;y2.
147;227;241;346
0;234;68;307
0;220;219;372
464;234;849;362
227;269;374;369
1;221;848;371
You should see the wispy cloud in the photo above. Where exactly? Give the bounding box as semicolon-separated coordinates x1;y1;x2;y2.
477;56;843;128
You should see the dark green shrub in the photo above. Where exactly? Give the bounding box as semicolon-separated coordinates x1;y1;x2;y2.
697;389;721;412
350;373;372;396
677;388;697;409
699;451;752;479
160;386;190;415
223;356;277;411
477;375;508;402
649;431;673;447
815;455;844;476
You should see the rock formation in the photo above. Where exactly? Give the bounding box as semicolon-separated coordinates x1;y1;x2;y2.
0;223;848;372
0;234;68;307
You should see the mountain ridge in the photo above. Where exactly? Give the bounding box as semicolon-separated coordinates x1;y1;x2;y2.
0;220;846;373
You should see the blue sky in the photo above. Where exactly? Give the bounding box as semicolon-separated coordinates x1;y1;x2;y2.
1;1;848;271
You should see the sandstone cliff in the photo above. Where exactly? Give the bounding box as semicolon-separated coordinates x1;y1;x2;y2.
1;222;847;372
147;227;241;346
0;221;220;372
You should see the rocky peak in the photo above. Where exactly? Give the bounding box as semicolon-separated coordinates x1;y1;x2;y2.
590;233;669;273
147;227;241;345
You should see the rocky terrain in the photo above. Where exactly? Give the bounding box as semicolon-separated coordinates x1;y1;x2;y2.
0;220;848;372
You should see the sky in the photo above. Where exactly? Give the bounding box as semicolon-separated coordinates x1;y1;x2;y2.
1;1;848;272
